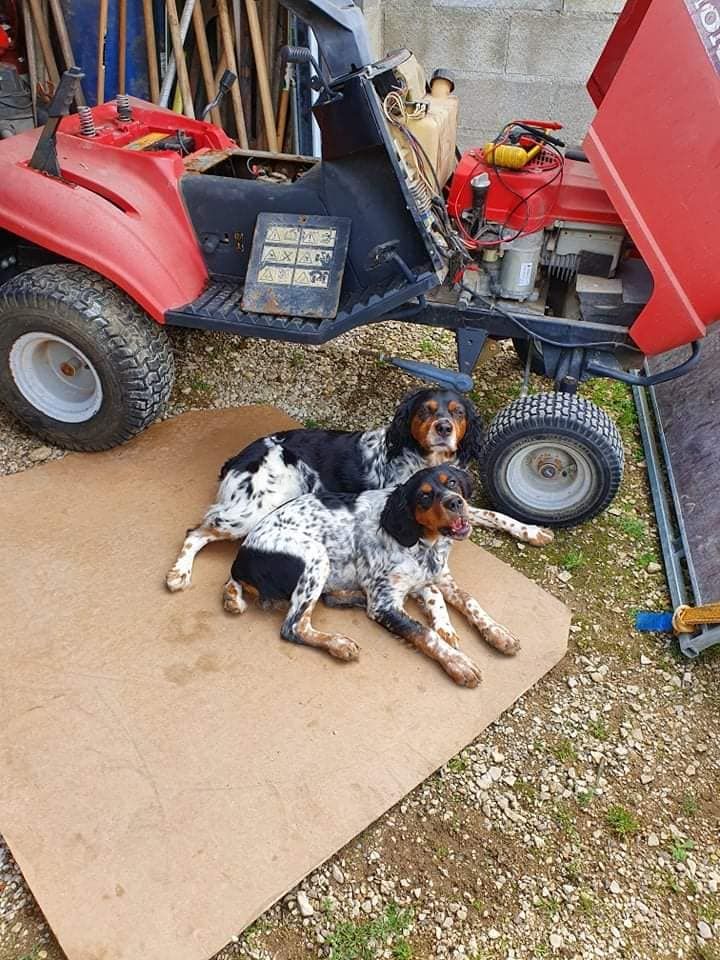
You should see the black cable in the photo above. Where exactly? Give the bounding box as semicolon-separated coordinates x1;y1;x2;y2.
393;121;471;262
484;136;565;245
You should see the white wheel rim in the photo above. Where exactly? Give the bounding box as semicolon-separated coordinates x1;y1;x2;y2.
503;439;595;514
9;332;103;423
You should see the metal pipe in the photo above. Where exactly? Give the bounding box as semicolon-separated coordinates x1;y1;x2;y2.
159;0;198;109
586;341;702;386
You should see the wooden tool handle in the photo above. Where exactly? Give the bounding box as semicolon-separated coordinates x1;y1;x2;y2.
192;1;221;126
28;0;60;87
217;0;249;147
142;0;160;102
47;0;85;104
245;0;278;152
118;0;127;95
96;0;109;103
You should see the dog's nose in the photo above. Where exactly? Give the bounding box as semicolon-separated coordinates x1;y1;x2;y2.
435;419;453;438
444;496;464;513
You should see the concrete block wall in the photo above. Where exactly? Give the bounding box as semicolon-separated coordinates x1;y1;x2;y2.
376;0;621;149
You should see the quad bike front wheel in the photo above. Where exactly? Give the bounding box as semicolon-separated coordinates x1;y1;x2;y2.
0;263;174;451
480;392;624;527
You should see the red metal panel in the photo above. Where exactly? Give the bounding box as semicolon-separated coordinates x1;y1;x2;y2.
447;152;622;232
584;0;720;354
586;0;653;107
0;99;235;321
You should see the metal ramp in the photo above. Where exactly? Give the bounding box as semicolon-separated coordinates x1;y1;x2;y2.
634;324;720;656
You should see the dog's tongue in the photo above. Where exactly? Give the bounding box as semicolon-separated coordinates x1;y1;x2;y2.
451;516;466;532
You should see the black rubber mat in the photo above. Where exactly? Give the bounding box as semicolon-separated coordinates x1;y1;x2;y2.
649;325;720;604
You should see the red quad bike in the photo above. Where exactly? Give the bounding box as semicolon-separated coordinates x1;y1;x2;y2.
0;0;716;528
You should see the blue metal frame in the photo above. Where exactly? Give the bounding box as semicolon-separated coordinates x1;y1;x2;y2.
61;0;153;104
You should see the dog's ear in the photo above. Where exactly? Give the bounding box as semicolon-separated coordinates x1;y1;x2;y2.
380;482;423;547
450;466;474;501
385;391;421;459
457;396;484;467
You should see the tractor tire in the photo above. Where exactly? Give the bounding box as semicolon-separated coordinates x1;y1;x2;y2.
479;391;624;527
0;263;174;451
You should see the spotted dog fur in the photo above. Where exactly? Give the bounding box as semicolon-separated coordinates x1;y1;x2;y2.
223;466;520;687
166;389;552;592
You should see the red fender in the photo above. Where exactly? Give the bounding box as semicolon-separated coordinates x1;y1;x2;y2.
0;100;236;322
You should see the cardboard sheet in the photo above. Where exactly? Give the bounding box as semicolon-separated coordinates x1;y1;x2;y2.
0;408;569;960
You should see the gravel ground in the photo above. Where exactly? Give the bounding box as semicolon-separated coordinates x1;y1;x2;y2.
1;322;718;960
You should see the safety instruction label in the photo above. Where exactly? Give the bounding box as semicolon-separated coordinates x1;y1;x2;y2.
242;214;351;319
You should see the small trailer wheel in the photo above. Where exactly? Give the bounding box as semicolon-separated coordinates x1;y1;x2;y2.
480;392;624;527
0;263;174;451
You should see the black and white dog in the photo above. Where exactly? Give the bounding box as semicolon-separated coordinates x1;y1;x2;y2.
223;465;519;687
166;388;552;592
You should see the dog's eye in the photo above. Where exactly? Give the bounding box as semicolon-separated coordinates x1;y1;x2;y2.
446;478;456;488
419;492;433;505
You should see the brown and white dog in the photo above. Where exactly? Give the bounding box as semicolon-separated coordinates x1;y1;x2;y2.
166;388;552;591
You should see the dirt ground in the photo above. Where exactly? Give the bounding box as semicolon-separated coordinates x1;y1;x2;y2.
1;321;718;960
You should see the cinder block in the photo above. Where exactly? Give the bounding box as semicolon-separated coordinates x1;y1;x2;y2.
384;1;511;75
434;0;561;11
563;0;624;14
550;81;598;145
360;0;384;58
455;74;558;145
506;12;615;81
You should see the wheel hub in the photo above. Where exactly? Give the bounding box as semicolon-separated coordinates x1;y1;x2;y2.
533;451;577;482
9;332;103;424
504;440;594;514
59;358;82;377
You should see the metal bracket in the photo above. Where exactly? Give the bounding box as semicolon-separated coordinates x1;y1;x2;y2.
389;358;474;393
456;327;487;375
29;67;84;179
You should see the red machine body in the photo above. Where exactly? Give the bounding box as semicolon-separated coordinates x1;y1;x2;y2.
0;1;25;72
448;0;719;356
0;99;233;321
0;0;716;355
584;0;719;354
447;149;623;234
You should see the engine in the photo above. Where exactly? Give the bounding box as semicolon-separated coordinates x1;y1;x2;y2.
445;129;642;317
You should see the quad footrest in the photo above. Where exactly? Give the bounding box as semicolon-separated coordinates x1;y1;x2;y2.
165;272;439;344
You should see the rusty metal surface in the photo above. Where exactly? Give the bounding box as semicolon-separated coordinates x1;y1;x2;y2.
241;213;351;319
183;147;317;176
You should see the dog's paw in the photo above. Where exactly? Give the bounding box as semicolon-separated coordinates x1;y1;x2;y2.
437;628;461;649
166;568;191;592
484;624;521;656
445;650;483;687
525;525;554;546
327;635;360;661
223;580;247;614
